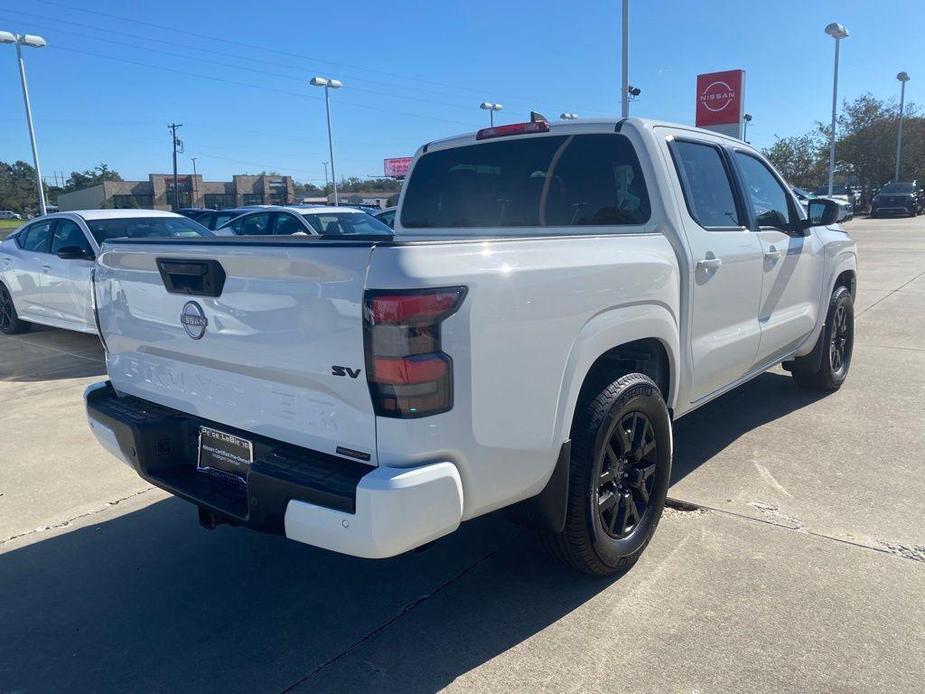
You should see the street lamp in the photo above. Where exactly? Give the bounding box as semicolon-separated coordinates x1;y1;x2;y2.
824;22;848;196
895;71;910;181
743;113;753;142
310;76;343;206
559;112;580;120
1;30;48;215
479;102;503;126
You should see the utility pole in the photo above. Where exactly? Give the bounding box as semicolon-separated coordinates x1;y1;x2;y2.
191;156;198;207
168;122;182;211
621;0;629;118
322;161;329;194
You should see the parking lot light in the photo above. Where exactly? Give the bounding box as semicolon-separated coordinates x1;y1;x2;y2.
310;76;342;206
2;30;48;216
479;102;503;127
895;72;910;181
824;22;848;197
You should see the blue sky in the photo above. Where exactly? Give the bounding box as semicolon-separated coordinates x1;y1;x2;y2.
0;0;922;186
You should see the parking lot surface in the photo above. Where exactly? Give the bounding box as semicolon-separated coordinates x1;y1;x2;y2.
1;216;923;692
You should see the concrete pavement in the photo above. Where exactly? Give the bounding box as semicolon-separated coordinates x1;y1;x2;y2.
1;215;923;692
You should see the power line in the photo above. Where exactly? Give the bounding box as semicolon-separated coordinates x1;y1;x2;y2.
50;45;475;128
28;0;555;104
2;3;614;116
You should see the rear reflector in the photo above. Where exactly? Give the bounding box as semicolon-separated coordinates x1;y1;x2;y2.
475;121;550;140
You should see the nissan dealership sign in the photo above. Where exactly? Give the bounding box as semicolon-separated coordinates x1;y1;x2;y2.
695;69;745;138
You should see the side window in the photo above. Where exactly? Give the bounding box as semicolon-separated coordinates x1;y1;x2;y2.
670;141;741;228
51;220;93;255
18;220;54;252
734;152;794;230
271;213;305;235
229;212;271;235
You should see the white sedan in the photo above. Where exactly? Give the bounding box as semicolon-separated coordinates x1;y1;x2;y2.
214;206;394;236
0;209;210;335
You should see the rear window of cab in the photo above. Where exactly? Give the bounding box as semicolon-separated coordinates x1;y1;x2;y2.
400;133;650;231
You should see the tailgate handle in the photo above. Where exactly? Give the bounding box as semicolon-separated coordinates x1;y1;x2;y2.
156;258;226;297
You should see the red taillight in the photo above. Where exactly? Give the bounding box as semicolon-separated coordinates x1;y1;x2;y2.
475;121;550;140
372;355;448;385
368;289;463;325
364;287;466;418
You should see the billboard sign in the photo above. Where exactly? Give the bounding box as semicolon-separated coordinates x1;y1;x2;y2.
695;70;745;138
384;157;413;178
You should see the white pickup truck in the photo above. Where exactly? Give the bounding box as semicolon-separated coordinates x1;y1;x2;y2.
85;118;856;575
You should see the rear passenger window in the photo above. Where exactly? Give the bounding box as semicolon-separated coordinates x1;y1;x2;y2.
18;220;54;252
400;133;650;231
272;213;304;235
229;212;271;235
671;141;741;228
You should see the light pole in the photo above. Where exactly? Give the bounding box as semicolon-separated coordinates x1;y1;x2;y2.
559;113;579;120
322;161;329;193
191;156;198;206
621;0;629;118
310;77;342;205
743;113;753;142
825;22;848;196
479;102;503;126
895;71;910;181
1;31;48;216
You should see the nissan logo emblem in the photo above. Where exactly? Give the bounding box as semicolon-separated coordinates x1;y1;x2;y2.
180;301;208;339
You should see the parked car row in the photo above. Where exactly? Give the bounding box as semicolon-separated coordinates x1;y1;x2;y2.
792;187;853;222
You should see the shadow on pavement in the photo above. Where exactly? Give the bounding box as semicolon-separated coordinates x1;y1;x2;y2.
671;371;829;484
0;500;613;693
0;326;105;382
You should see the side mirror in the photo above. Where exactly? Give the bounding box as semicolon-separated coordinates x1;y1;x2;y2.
56;246;95;261
804;199;840;228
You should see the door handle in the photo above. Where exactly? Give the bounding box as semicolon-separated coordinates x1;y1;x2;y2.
41;264;52;272
696;257;722;272
764;248;782;262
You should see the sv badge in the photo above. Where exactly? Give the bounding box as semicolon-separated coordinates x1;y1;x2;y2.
331;365;361;379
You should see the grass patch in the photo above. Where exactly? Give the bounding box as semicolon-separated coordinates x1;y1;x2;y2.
0;219;23;229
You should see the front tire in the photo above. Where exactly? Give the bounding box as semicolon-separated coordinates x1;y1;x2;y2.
0;282;31;335
791;286;853;391
542;373;671;576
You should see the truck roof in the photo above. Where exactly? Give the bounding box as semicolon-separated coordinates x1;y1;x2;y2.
421;116;749;152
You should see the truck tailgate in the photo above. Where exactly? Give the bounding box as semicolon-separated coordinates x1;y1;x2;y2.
95;240;378;464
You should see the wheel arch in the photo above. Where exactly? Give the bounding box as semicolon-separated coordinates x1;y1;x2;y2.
554;303;680;447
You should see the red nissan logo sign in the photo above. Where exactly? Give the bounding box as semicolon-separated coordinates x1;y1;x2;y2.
695;70;744;127
700;81;735;113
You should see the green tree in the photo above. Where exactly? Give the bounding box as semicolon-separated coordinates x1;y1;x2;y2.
64;163;122;192
0;160;40;214
763;132;827;188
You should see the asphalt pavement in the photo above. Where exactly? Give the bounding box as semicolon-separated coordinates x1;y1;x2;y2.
1;215;923;693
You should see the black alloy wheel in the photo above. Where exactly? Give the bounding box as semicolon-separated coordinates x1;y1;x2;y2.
596;411;658;539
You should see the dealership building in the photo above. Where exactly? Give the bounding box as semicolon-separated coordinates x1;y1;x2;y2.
56;173;295;211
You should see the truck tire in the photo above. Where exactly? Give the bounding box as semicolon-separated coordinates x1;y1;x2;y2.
790;286;853;391
0;282;31;335
542;373;671;576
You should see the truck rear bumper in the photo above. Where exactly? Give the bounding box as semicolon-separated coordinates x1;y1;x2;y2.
84;381;463;559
